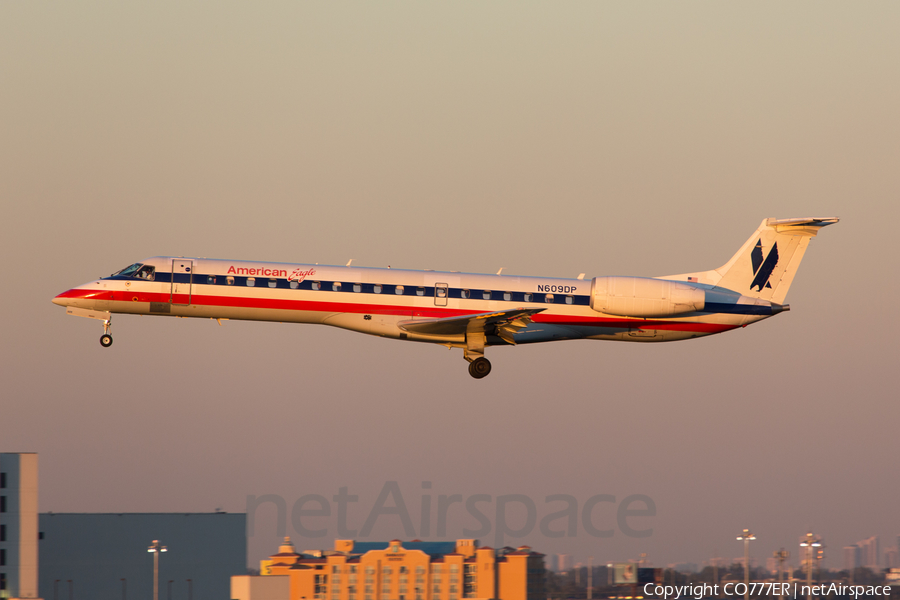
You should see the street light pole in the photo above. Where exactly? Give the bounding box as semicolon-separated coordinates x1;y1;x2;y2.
712;554;718;593
773;549;789;600
148;540;168;600
815;548;825;586
736;529;756;600
588;557;593;600
799;533;821;600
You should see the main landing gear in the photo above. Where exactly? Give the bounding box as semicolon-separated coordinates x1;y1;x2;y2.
99;317;113;347
463;335;491;379
467;357;492;379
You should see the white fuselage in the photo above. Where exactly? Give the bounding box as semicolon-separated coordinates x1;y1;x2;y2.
53;256;768;346
52;217;837;378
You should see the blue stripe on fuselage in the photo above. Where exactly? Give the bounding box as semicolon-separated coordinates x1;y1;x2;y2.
104;272;593;306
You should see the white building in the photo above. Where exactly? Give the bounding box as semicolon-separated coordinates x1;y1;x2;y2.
0;452;40;599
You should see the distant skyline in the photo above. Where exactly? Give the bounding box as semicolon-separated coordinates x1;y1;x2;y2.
2;1;899;569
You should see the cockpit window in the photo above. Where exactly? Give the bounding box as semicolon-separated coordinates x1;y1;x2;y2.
135;265;155;280
111;263;155;280
112;263;143;278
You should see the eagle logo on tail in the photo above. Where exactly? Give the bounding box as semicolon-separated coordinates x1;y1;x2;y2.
750;239;778;292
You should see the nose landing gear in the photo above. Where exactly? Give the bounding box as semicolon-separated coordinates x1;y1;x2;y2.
99;318;113;347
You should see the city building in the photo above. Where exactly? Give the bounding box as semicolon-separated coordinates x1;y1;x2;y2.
545;554;558;573
237;538;544;600
557;554;572;573
856;536;880;569
232;574;290;600
884;547;899;570
731;557;757;569
39;512;246;600
843;545;860;571
668;563;699;574
0;453;40;599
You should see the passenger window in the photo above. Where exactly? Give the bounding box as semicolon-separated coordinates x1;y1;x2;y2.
503;292;512;301
268;278;277;288
312;281;321;291
290;281;299;289
461;289;470;299
247;277;256;287
416;287;425;296
374;284;382;294
395;285;404;295
545;294;554;303
565;295;574;304
353;283;362;293
207;275;216;285
524;293;533;302
333;282;342;291
227;276;234;285
482;290;491;300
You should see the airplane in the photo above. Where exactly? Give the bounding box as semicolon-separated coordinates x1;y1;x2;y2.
52;217;838;378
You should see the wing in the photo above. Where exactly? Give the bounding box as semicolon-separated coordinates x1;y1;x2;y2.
398;308;546;345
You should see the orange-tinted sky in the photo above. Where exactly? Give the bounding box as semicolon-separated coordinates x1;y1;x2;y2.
2;2;898;569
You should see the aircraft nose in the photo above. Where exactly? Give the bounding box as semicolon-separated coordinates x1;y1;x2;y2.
52;291;75;307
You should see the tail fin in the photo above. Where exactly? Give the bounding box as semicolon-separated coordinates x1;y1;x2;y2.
663;217;839;304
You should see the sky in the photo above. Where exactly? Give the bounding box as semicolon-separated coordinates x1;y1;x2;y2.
2;2;899;571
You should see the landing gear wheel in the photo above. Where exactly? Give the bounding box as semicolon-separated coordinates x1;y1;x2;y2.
100;334;113;348
468;357;492;379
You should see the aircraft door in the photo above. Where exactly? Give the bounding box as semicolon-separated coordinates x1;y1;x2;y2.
434;283;449;307
170;259;193;305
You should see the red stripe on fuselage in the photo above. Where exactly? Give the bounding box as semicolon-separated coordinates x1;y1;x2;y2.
64;287;737;334
54;288;112;301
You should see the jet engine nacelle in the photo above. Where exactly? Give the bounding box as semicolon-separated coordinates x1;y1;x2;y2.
590;276;705;318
